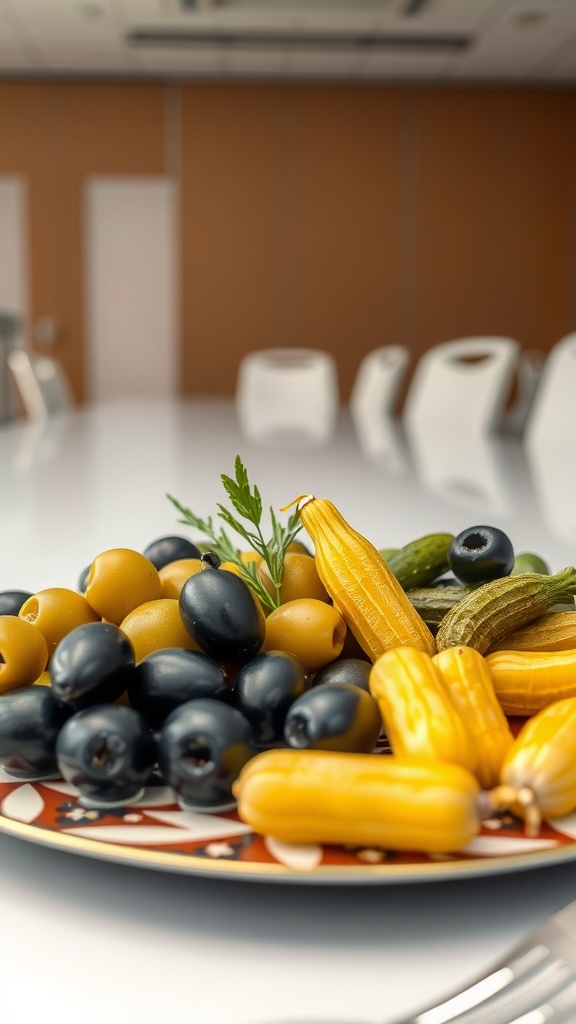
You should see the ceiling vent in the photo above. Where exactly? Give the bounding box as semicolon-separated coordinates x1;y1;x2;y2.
125;28;470;51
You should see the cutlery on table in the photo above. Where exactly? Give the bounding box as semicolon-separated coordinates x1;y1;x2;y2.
262;897;576;1024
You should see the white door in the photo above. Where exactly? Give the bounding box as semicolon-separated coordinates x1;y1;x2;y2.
0;176;28;419
84;177;178;402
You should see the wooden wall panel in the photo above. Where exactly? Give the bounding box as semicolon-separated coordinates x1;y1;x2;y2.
0;81;166;401
411;89;576;363
0;83;58;366
179;84;285;395
284;86;406;399
1;80;576;403
179;84;406;399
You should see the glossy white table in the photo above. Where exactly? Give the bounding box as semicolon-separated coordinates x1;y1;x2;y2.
1;397;576;1024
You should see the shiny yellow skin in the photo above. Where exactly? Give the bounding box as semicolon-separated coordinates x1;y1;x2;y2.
433;645;514;789
295;496;436;662
158;557;203;599
258;552;329;605
239;550;262;566
485;648;576;716
0;615;49;692
85;548;162;625
32;671;51;687
119;598;201;663
233;748;481;853
369;646;478;774
19;587;99;656
219;561;242;576
262;598;346;673
286;540;312;556
500;697;576;818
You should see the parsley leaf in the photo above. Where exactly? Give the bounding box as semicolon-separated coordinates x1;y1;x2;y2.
167;456;302;611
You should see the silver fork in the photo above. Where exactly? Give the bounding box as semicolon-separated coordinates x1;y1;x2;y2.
264;898;576;1024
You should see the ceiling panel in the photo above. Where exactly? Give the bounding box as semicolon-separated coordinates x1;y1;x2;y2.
355;48;451;79
542;45;576;81
0;50;31;69
446;1;576;80
284;44;357;76
132;43;226;74
0;7;18;46
223;46;288;74
38;50;131;69
369;0;501;35
0;0;575;81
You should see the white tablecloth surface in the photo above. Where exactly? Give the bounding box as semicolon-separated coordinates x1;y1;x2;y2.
0;397;575;1024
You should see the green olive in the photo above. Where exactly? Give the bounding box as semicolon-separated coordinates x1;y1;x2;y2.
0;616;49;692
258;552;329;605
262;598;346;673
120;598;202;662
19;588;99;656
512;552;551;575
85;548;162;624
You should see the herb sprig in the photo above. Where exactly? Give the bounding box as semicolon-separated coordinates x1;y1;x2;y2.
167;455;302;612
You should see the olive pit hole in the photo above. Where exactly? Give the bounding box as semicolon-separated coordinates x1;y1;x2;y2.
21;598;39;623
88;733;125;770
182;741;213;772
461;532;489;553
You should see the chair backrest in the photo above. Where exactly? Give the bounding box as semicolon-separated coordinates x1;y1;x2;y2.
235;347;339;445
8;349;73;420
348;346;411;473
524;333;576;449
349;345;410;423
403;336;519;435
501;348;545;437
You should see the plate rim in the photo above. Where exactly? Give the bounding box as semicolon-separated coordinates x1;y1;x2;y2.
2;810;576;885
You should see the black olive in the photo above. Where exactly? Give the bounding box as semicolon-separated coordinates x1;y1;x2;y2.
0;590;33;615
0;686;73;778
127;648;231;731
179;567;265;662
157;698;257;811
284;683;382;754
77;565;90;594
56;704;157;806
142;535;202;570
448;525;515;585
201;551;221;569
50;621;136;710
311;658;372;692
233;651;308;746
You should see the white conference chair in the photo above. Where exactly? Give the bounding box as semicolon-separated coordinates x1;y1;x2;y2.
235;347;339;445
502;348;545;437
524;332;576;450
403;336;519;435
349;345;411;473
349;345;410;424
8;349;74;421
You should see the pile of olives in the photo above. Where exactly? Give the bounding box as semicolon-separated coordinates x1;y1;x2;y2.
0;535;382;812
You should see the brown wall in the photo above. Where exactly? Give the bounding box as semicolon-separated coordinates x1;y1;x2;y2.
1;79;575;402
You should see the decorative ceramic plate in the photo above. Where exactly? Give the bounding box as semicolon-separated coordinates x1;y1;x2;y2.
3;766;576;884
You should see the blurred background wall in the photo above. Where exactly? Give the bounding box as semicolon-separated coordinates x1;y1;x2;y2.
0;79;574;403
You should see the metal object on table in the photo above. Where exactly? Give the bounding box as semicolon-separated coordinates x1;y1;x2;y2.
0;311;20;422
264;898;576;1024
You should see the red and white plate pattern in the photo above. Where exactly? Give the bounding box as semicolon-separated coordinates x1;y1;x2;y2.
2;766;576;883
